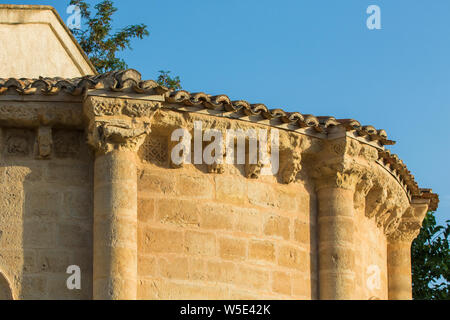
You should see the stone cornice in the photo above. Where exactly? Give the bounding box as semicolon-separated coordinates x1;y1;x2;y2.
0;101;83;128
0;69;439;211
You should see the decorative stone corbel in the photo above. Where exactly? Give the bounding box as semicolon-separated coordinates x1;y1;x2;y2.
208;162;225;174
363;175;410;237
36;126;52;159
353;172;374;210
245;161;264;179
278;133;303;184
207;132;226;174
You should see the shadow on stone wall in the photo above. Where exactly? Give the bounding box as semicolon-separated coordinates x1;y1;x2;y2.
0;271;13;300
6;128;95;300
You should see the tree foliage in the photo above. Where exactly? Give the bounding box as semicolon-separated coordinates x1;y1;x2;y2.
157;70;182;90
411;211;449;300
69;0;148;73
69;0;181;89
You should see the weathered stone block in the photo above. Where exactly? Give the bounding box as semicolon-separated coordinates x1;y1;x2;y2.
137;198;155;223
234;207;262;235
185;231;216;256
219;237;247;261
247;181;278;208
215;176;246;204
138;171;176;195
157;199;200;227
278;244;307;271
272;271;291;295
294;220;310;246
138;226;184;254
264;215;290;240
177;175;213;199
198;203;234;230
158;256;189;280
249;240;275;263
138;255;158;277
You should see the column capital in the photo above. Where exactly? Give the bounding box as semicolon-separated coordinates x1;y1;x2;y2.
308;137;378;191
387;200;430;243
83;96;161;155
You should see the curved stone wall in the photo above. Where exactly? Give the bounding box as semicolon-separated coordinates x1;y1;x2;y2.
0;70;438;300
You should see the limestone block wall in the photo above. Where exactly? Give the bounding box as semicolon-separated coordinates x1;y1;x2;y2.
0;127;93;299
137;163;317;299
135;111;319;299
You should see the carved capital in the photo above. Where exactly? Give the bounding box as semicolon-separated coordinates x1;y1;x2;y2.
84;96;161;155
88;119;152;154
308;138;369;191
311;157;366;191
388;200;430;243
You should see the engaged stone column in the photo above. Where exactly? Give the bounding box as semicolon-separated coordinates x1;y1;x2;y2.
316;178;358;300
311;138;363;300
84;96;160;300
387;200;429;300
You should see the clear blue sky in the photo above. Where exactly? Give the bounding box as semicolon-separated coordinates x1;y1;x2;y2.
9;0;450;224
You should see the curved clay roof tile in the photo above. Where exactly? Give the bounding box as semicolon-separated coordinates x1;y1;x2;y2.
250;104;270;116
337;119;362;130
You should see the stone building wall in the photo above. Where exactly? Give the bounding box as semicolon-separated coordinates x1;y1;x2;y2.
136;154;317;299
0;70;438;300
0;127;93;299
